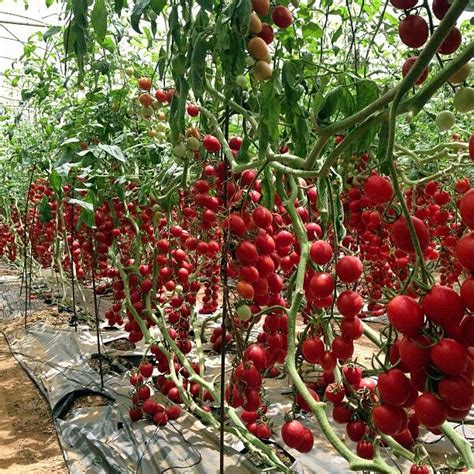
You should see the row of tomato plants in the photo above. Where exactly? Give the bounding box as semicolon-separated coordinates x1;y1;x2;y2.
0;122;473;472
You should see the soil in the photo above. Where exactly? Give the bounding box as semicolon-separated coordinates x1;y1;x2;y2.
0;331;67;473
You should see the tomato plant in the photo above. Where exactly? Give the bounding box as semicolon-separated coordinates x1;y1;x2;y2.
0;0;473;472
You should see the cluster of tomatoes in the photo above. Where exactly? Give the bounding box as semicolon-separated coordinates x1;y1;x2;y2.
245;1;293;82
395;0;465;86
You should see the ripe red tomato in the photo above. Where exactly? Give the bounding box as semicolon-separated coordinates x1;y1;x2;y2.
281;420;305;449
258;23;274;44
302;337;325;363
377;369;411;406
456;232;474;270
341;316;364;340
186;103;200;117
438;375;472;410
309;272;335;298
346;420;368;442
337;291;363;318
310;240;333;265
391;216;430;253
399;15;429;48
402;57;429;85
399;335;431;371
297;428;314;453
432;0;450;18
272;6;292;28
410;464;430;474
331;336;354;360
459;189;474;229
336;256;363;283
373;404;405;435
414;393;447;429
363;174;394;204
356;440;375;459
332;403;353;423
438;27;462;55
325;383;345;404
295;387;320;412
252;206;272;228
203;134;221;153
387;295;425;336
430;338;468;376
422;285;464;329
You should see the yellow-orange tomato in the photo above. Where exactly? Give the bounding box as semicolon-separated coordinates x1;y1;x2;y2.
248;37;268;61
236;280;254;300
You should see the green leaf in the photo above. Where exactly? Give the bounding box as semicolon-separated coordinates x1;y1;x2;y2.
97;143;126;162
196;0;213;9
317;86;354;123
232;0;251;37
190;34;208;96
43;26;61;41
259;78;281;160
114;0;125;14
49;170;62;192
91;0;107;43
376;122;390;175
131;0;150;33
355;80;379;113
150;0;166;14
68;198;94;213
39;196;53;224
169;77;189;142
236;136;252;164
316;178;329;225
282;61;303;103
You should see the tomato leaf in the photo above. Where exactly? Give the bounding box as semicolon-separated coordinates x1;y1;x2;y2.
150;0;166;14
196;0;213;10
355;80;379;113
190;34;208;96
131;0;150;33
114;0;125;14
43;26;61;41
259;78;281;160
91;0;107;43
39;196;53;224
236;136;252;164
317;86;354;124
49;170;62;193
316;178;329;226
169;78;189;142
97;144;126;163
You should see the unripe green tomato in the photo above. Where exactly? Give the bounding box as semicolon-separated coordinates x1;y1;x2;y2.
454;87;474;113
125;66;134;77
173;142;187;157
156;122;167;132
175;285;184;294
157;132;166;142
237;304;252;321
435;110;455;131
141;106;154;119
245;56;256;66
152;101;162;110
236;75;247;88
187;136;201;151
